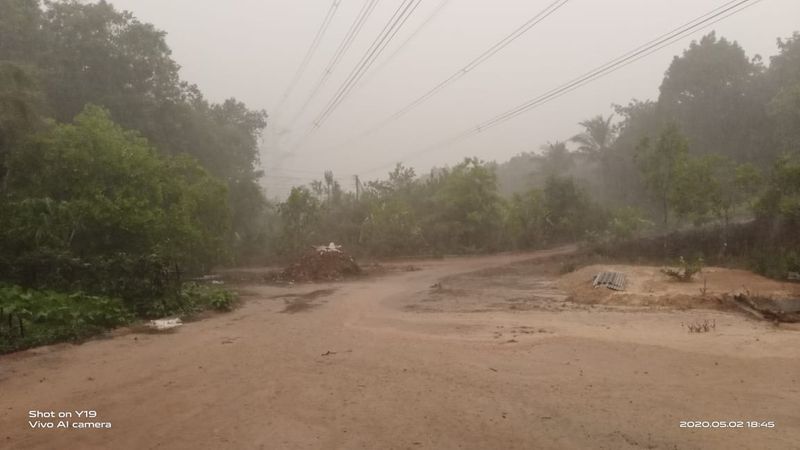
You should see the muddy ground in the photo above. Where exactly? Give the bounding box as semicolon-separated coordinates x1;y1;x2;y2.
1;247;799;449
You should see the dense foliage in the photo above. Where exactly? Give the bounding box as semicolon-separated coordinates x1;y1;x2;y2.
0;0;267;254
1;0;256;352
0;284;131;353
1;106;230;309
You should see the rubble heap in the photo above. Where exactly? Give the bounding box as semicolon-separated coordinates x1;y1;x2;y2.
281;243;361;282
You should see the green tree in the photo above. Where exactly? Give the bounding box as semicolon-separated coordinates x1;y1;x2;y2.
1;105;230;299
0;61;46;186
768;83;800;151
607;100;662;207
538;141;574;177
360;197;423;256
670;155;718;225
658;32;768;162
432;158;504;251
0;0;42;61
1;1;268;256
570;114;616;161
570;114;617;199
542;176;604;241
359;164;424;255
35;0;183;123
669;154;762;231
756;155;800;226
765;31;800;152
278;186;321;256
506;188;546;248
570;115;616;190
635;123;689;227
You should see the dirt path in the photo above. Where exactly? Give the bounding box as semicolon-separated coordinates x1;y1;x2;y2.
2;247;799;449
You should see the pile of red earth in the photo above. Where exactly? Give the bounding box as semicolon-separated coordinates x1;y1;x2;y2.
280;248;361;282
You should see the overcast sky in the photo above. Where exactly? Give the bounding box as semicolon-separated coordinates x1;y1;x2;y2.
104;0;800;197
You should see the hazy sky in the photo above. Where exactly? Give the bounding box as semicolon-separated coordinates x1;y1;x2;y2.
104;0;800;197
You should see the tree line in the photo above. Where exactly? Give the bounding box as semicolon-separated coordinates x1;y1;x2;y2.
1;0;264;351
264;32;800;276
0;0;798;351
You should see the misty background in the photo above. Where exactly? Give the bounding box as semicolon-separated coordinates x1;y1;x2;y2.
102;0;800;197
2;0;800;357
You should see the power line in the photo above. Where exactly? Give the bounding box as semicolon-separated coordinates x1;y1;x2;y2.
356;0;451;89
286;0;381;130
273;0;341;115
325;0;570;152
360;0;762;176
313;0;424;128
292;0;424;149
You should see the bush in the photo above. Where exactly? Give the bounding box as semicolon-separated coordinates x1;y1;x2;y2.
0;106;231;313
662;256;704;282
0;285;132;353
0;248;178;315
180;283;236;314
750;248;800;280
608;207;652;241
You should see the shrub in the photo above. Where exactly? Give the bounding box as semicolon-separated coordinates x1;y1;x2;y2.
0;285;131;353
0;106;231;312
662;255;704;282
160;282;237;317
750;248;800;280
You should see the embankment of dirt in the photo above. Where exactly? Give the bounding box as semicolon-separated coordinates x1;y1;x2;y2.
560;264;800;313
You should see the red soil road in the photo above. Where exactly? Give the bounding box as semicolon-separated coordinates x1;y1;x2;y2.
1;247;800;449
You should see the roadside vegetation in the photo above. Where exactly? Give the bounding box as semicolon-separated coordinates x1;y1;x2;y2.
0;0;259;352
261;33;800;279
0;1;798;352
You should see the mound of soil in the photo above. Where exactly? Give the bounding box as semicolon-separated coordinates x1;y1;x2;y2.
559;264;800;312
280;247;361;282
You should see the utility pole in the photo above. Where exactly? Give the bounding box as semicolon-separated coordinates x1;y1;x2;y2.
354;175;360;201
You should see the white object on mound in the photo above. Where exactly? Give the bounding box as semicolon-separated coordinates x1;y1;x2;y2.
315;242;342;254
148;318;183;331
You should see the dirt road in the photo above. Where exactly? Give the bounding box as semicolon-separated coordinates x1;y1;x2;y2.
2;248;799;449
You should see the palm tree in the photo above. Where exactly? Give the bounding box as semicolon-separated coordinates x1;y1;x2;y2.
538;141;574;177
570;115;617;194
570;114;616;160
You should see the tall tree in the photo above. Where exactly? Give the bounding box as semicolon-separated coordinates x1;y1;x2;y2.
538;141;574;177
766;33;800;152
35;0;182;123
570;114;616;160
0;61;46;186
570;114;617;196
277;186;320;256
0;0;42;61
658;32;768;162
433;158;504;251
542;176;601;242
2;105;230;296
635;123;689;227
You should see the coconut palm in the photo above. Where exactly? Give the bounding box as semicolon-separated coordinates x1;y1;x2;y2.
570;115;617;195
570;114;616;160
538;141;574;177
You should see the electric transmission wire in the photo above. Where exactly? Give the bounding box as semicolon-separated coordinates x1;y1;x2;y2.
273;0;341;116
359;0;763;176
313;0;424;128
326;0;570;152
286;0;381;129
356;0;451;89
291;0;424;149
